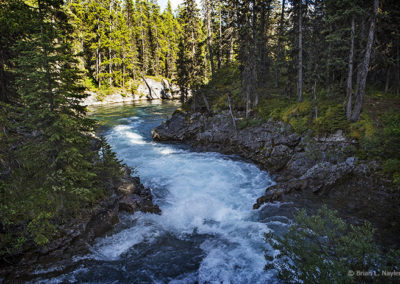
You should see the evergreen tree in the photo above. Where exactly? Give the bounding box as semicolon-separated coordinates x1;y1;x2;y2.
1;0;122;250
176;0;204;101
14;0;98;206
160;0;180;78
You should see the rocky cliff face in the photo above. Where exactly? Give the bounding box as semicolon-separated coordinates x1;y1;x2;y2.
152;110;400;246
81;78;181;106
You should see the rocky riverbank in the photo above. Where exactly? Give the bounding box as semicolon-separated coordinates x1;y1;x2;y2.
0;166;160;281
81;77;181;106
152;110;400;246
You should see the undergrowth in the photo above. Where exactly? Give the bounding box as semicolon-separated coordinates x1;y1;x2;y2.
183;66;400;185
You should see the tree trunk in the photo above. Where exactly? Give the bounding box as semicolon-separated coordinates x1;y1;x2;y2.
256;0;271;97
252;0;258;107
245;75;251;118
227;93;237;132
205;0;215;77
96;47;99;83
122;59;125;88
274;0;286;88
397;39;400;95
192;88;197;112
217;6;222;69
99;53;102;87
346;16;355;120
109;48;112;86
139;3;146;73
156;26;160;76
229;35;234;63
0;49;7;102
109;1;112;86
201;92;210;112
384;66;390;94
313;79;318;119
297;0;303;102
326;24;332;96
350;0;379;122
142;75;154;99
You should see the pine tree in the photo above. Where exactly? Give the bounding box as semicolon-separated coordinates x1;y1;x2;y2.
136;0;150;74
4;0;113;245
160;0;180;78
176;0;204;101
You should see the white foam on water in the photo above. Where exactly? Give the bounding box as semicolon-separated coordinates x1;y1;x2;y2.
40;108;285;283
88;119;278;283
90;221;161;260
113;125;147;145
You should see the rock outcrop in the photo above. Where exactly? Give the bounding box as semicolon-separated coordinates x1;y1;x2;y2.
152;110;400;245
81;77;181;106
152;110;356;180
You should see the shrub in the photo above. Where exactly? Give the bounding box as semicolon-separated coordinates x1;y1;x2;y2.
265;205;400;283
237;118;261;129
383;159;400;185
281;101;312;123
349;114;375;140
313;104;349;135
359;111;400;184
129;79;140;94
289;116;309;133
82;76;97;91
379;112;400;159
256;98;289;121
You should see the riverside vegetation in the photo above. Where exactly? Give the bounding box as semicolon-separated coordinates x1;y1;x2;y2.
1;0;400;282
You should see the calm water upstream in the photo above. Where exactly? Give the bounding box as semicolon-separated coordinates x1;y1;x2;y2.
34;101;295;283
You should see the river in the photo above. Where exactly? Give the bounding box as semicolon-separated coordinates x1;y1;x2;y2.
34;101;295;283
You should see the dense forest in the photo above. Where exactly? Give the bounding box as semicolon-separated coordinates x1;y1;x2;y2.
1;0;400;280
